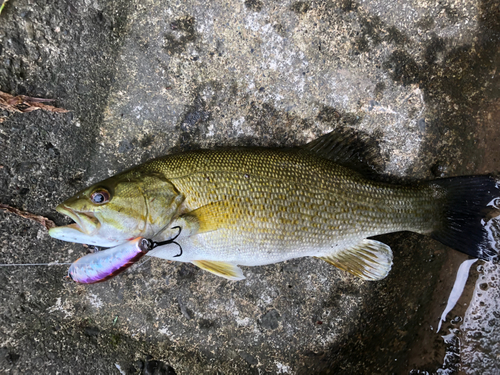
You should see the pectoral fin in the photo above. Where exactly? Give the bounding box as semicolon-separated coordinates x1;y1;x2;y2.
192;260;245;280
318;239;393;281
181;200;242;234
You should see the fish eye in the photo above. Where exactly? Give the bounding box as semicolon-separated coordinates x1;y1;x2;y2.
90;189;111;205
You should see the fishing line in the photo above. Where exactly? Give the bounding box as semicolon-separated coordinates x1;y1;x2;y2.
0;247;94;267
0;226;184;268
0;262;72;267
132;256;152;270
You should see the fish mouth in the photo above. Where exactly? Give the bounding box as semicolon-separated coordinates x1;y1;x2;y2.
48;204;116;246
54;204;100;235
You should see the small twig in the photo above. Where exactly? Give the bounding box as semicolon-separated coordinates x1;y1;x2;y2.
0;0;8;15
0;203;56;230
0;91;69;114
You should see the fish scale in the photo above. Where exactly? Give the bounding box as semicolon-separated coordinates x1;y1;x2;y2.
139;148;437;264
49;130;500;282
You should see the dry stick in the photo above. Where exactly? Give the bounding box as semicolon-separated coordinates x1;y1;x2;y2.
0;204;72;266
0;203;56;230
0;90;69;114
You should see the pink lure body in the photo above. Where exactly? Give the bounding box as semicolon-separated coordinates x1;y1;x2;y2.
68;237;151;283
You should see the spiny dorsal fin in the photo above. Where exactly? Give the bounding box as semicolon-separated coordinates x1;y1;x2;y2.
192;260;245;280
302;128;384;177
318;239;393;281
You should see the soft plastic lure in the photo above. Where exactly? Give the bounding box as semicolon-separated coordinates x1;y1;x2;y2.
68;227;182;284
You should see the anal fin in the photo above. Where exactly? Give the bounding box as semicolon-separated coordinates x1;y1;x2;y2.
318;239;393;281
192;260;245;280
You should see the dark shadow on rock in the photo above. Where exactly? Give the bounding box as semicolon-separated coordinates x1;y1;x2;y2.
299;233;448;374
383;0;500;177
164;15;197;55
0;0;134;180
143;358;176;375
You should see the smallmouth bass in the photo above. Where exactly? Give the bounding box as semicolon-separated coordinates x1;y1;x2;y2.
49;130;500;281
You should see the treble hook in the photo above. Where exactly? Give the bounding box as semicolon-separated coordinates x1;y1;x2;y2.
150;226;183;257
84;226;184;258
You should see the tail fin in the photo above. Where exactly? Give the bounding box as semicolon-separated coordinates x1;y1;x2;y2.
429;176;500;260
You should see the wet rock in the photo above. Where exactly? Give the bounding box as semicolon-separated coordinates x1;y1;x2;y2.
239;351;258;366
0;348;8;366
134;359;144;371
259;309;281;330
84;326;100;337
143;359;176;375
244;0;263;12
290;2;310;14
8;352;20;364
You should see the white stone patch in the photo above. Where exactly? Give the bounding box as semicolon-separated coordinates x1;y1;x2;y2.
206;124;216;137
47;297;73;318
236;317;252;327
36;228;46;240
232;116;246;135
275;361;292;374
159;326;173;336
133;105;144;119
87;292;104;309
244;12;263;33
259;293;273;306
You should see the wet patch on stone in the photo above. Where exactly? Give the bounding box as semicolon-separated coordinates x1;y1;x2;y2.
259;309;281;330
290;2;310;15
316;105;362;127
143;358;177;375
244;0;263;12
381;0;500;175
164;15;197;55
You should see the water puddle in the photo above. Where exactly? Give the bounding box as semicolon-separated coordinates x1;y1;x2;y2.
407;98;500;374
461;232;500;373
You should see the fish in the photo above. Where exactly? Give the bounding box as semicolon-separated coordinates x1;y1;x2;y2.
49;129;500;281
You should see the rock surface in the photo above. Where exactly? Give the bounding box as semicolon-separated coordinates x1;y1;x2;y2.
0;0;499;374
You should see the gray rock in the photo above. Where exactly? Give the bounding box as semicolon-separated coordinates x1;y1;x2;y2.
260;309;281;330
0;0;499;374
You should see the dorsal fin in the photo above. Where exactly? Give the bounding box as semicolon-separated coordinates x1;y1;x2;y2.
301;128;384;177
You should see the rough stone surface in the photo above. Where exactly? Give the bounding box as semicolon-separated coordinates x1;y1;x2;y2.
1;0;499;374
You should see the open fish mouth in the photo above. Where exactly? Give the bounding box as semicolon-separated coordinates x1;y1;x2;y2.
54;204;100;235
48;204;122;247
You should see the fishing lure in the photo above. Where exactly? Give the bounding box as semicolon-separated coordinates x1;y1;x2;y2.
68;227;183;284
